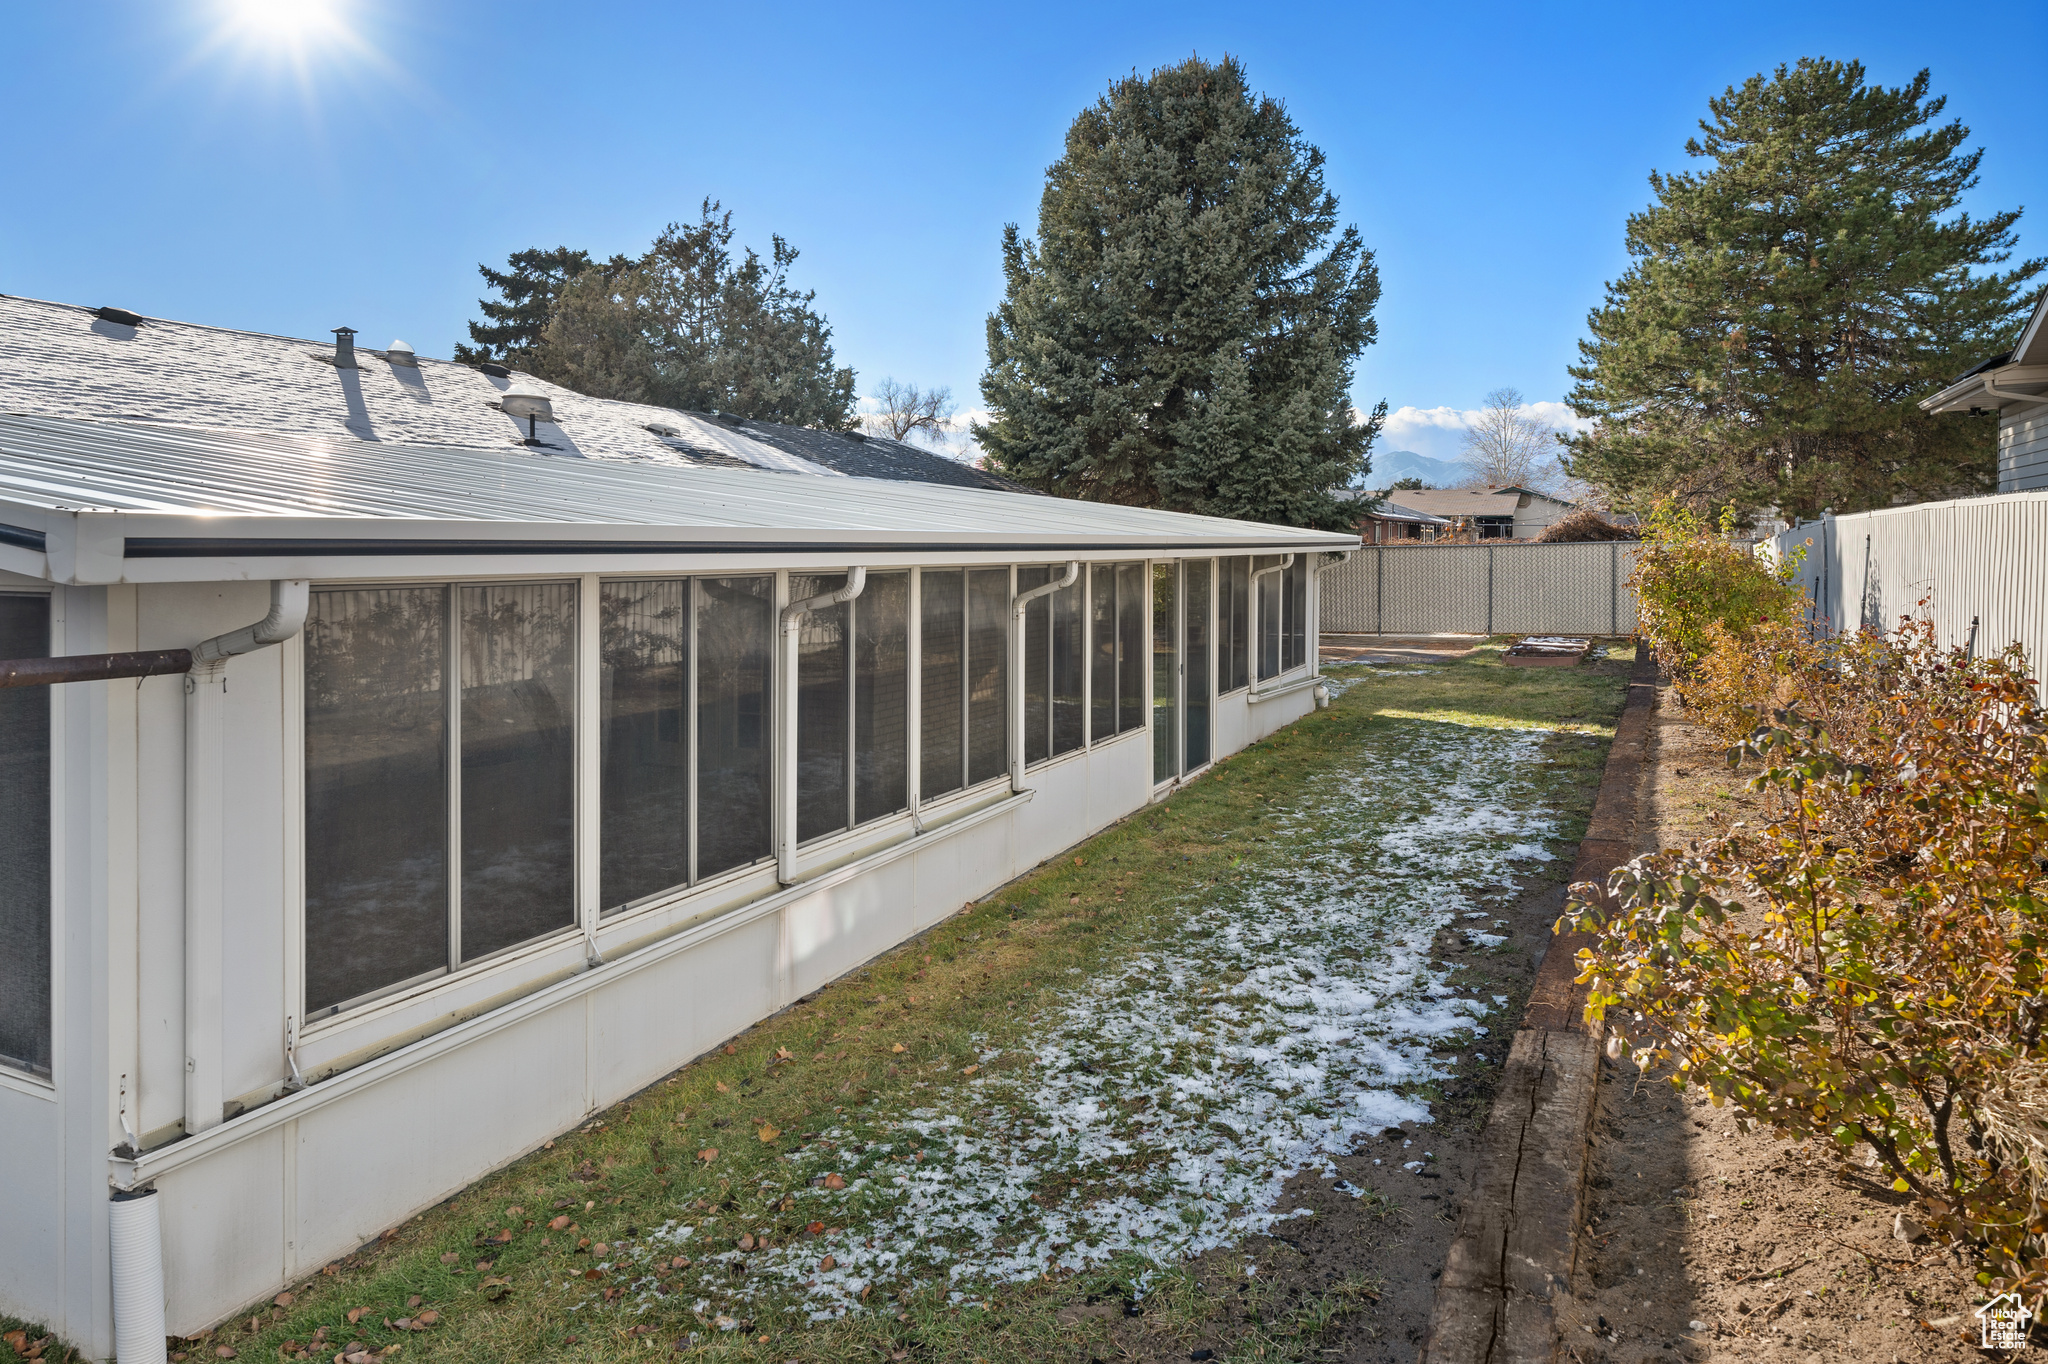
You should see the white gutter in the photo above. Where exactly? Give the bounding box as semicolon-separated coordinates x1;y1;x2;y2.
1245;554;1295;701
185;580;308;1137
1008;562;1078;793
777;568;867;884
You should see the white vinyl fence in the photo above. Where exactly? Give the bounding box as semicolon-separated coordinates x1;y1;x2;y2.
1320;542;1640;636
1768;491;2048;683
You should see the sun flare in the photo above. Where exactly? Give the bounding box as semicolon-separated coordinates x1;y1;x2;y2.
223;0;345;48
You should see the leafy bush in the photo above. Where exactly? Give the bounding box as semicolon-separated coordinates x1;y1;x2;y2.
1566;618;2048;1300
1627;502;1804;681
1534;509;1638;543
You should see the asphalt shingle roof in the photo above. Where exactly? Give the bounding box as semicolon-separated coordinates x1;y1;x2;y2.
0;294;1013;491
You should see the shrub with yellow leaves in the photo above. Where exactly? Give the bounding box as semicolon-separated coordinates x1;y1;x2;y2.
1565;615;2048;1302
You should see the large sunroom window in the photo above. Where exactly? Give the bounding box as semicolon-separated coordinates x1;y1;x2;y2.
1217;556;1250;693
793;571;910;843
919;568;1009;801
0;592;50;1077
305;583;579;1015
1088;562;1147;742
1020;565;1087;765
1256;555;1309;681
598;576;775;911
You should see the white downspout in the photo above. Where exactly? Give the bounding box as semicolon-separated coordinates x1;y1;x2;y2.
1246;554;1295;700
1008;562;1078;794
777;568;866;885
1309;550;1352;706
184;580;308;1137
109;1189;167;1364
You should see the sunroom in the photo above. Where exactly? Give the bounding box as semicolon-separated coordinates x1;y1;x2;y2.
0;412;1352;1358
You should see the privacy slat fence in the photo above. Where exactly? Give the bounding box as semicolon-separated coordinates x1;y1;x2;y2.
1768;491;2048;689
1320;542;1641;636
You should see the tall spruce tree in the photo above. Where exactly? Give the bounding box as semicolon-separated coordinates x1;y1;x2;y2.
529;202;857;430
975;56;1383;529
454;247;601;367
1564;58;2042;521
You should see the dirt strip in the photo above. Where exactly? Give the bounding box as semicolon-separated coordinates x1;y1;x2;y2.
1419;650;1658;1364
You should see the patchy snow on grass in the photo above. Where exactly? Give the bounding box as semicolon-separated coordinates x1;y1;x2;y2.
620;719;1570;1324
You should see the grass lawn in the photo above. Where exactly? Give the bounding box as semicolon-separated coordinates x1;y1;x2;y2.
0;641;1633;1364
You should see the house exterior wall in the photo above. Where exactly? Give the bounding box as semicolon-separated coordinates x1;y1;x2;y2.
0;558;1323;1357
2000;406;2048;493
1511;496;1572;539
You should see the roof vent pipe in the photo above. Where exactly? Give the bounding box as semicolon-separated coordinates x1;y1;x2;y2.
332;327;358;369
499;383;556;443
385;339;418;367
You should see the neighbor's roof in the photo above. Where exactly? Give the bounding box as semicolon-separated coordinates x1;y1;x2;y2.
1332;490;1450;525
0;413;1356;585
1920;291;2048;416
0;294;1017;492
1381;486;1570;519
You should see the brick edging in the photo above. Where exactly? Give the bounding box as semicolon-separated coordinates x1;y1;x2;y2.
1417;648;1658;1363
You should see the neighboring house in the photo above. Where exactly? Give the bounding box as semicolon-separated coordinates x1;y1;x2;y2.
0;297;1356;1355
1919;289;2048;492
1380;485;1574;540
1335;489;1452;542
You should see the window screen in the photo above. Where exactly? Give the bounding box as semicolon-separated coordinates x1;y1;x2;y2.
966;569;1009;786
304;587;450;1014
1116;562;1145;736
1088;563;1148;742
697;577;774;878
1051;575;1084;755
1284;556;1307;672
919;570;965;801
1184;560;1211;771
0;594;50;1076
458;584;577;963
1219;556;1250;692
1088;567;1116;742
791;574;851;843
1152;564;1178;784
1257;557;1283;681
853;572;909;825
599;580;689;912
1018;566;1051;766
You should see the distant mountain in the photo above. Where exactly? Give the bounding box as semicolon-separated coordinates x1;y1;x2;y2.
1359;448;1470;490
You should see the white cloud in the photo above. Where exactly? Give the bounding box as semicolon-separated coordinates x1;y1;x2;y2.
1374;401;1591;464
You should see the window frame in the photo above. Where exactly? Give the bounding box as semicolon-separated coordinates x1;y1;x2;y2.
299;575;589;1025
0;588;54;1089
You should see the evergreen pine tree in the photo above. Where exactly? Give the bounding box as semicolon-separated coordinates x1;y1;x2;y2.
528;203;857;430
1565;58;2043;521
453;247;599;367
975;56;1383;529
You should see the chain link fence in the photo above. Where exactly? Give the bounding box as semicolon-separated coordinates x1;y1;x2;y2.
1321;542;1640;636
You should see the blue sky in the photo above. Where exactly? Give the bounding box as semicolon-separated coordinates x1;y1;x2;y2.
3;1;2041;463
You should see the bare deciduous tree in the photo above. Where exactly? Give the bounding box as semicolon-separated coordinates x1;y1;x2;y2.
1459;387;1557;488
864;378;957;444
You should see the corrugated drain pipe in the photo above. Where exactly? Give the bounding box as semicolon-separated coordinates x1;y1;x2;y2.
1009;562;1078;794
778;569;866;885
110;1189;167;1364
